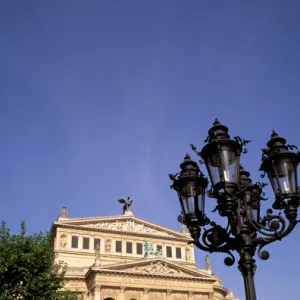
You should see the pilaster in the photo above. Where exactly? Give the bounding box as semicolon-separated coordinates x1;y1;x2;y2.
120;287;125;300
94;285;101;300
78;235;83;249
143;288;149;300
67;233;71;249
166;289;172;300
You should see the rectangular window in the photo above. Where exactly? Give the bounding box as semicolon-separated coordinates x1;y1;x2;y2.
126;242;132;253
71;236;78;248
166;246;172;258
83;237;89;249
94;238;101;250
156;245;162;255
176;247;182;259
116;240;122;253
136;243;143;255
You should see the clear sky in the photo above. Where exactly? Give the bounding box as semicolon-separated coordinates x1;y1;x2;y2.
0;1;299;299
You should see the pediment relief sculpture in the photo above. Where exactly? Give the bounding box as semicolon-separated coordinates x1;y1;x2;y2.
83;220;170;236
129;261;183;275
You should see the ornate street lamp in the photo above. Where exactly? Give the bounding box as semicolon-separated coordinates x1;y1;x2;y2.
169;119;299;300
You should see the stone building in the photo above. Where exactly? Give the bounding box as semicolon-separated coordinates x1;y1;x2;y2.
51;204;238;300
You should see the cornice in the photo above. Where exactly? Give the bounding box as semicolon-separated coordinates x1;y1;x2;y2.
65;276;86;281
85;268;216;284
96;257;208;277
213;284;229;296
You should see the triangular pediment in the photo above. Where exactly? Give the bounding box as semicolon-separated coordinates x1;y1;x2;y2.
53;215;191;240
97;258;215;280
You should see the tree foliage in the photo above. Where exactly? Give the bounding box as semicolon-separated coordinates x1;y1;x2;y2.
0;221;82;300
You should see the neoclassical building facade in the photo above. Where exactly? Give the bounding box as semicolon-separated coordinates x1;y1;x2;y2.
51;206;238;300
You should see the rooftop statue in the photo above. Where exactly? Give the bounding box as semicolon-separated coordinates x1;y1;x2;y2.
118;196;133;214
60;206;68;218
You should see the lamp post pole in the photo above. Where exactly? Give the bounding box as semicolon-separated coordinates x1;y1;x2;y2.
169;119;299;300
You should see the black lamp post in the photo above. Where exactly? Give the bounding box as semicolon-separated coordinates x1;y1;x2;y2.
169;119;299;300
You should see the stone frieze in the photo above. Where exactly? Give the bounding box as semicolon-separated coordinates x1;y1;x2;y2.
83;220;170;236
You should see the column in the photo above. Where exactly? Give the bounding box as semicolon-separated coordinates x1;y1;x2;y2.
188;291;193;300
166;289;172;300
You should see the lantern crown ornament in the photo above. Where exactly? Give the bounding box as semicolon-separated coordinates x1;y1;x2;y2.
206;118;230;143
169;119;299;300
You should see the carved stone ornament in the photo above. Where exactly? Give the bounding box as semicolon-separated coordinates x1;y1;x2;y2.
214;280;221;286
84;220;170;236
105;239;111;253
205;255;211;270
129;261;183;275
150;291;164;300
101;288;118;299
185;247;191;261
60;234;67;248
214;275;222;286
125;289;141;300
172;292;187;300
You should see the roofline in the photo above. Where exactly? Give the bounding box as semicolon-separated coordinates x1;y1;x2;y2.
53;223;190;242
52;215;193;241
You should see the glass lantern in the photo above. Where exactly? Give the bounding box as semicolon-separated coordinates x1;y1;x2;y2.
260;131;299;208
201;120;242;193
170;154;209;226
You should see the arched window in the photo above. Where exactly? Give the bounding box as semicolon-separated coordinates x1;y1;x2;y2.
103;298;115;300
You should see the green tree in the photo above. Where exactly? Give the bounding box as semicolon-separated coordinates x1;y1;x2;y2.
0;221;82;300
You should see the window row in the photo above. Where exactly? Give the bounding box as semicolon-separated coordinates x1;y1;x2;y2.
70;236;182;259
71;236;144;253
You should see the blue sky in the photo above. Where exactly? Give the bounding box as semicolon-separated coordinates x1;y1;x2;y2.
0;1;299;299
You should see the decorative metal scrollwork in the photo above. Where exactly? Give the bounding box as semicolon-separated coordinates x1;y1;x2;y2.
193;222;236;267
234;136;251;154
286;144;299;152
190;144;204;164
